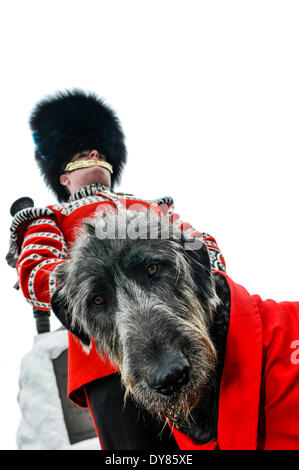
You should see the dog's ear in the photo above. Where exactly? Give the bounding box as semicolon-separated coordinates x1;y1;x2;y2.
51;277;91;348
84;220;96;236
181;237;216;309
182;236;211;273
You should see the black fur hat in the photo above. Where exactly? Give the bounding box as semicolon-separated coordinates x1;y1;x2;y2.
30;89;127;202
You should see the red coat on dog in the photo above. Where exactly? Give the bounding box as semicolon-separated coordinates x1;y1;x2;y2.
171;272;299;450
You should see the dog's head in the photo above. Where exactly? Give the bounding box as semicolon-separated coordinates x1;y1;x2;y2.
51;208;219;421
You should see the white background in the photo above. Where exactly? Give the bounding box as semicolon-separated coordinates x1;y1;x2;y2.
1;0;299;450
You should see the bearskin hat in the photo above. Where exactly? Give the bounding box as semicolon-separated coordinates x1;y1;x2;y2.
29;89;127;202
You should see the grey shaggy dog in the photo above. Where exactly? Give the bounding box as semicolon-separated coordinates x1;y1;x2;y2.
51;209;230;443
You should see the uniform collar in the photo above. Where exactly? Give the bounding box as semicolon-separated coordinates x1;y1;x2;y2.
68;183;112;202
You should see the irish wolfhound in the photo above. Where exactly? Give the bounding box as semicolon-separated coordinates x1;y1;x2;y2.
52;208;230;443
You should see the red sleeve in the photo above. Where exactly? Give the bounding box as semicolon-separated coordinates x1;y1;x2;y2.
16;217;67;310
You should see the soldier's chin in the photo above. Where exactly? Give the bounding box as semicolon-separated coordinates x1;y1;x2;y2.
81;166;111;186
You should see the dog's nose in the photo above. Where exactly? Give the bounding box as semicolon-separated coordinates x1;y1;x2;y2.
148;353;190;396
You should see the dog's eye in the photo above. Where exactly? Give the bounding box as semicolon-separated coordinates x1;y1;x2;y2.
147;264;158;277
94;296;105;305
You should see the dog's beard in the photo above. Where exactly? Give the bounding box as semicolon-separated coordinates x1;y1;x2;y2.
118;329;217;427
121;359;214;428
164;388;202;426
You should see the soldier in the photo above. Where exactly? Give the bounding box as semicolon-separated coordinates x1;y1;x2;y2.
8;89;226;449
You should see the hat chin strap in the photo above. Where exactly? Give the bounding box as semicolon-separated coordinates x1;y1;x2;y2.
64;160;113;174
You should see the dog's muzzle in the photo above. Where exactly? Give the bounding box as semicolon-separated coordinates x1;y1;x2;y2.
147;352;190;396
